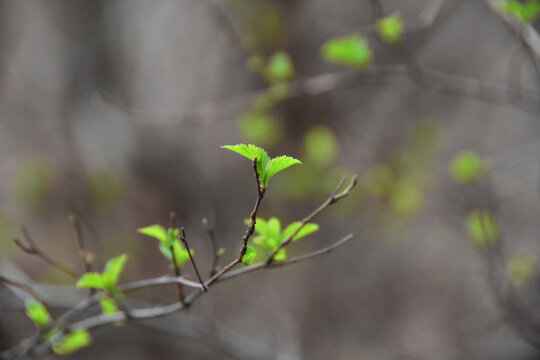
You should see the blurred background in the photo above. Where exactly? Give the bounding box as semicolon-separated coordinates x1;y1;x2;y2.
2;0;540;359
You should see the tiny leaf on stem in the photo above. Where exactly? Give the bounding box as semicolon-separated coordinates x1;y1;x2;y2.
52;329;92;355
25;300;51;328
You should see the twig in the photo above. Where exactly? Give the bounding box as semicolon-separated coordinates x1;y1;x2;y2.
121;275;205;292
202;214;221;276
0;276;55;320
205;157;265;287
179;228;207;291
7;232;354;359
407;0;446;33
266;175;358;263
68;214;93;274
13;226;79;279
169;211;185;304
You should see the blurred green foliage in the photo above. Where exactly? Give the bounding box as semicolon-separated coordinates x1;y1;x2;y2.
263;51;294;82
52;329;92;355
376;14;404;45
363;120;443;216
14;157;55;211
450;151;486;184
303;126;339;167
500;0;540;23
242;245;256;265
87;169;124;210
467;210;500;249
239;110;283;148
25;300;51;329
507;252;536;286
321;34;373;69
226;0;286;53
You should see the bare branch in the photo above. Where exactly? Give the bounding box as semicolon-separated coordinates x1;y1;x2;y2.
179;228;207;291
206;156;266;287
14;226;79;279
202;214;222;276
0;276;55;320
266;175;358;263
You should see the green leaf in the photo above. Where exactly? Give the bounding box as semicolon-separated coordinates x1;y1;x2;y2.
242;245;256;265
281;222;319;242
159;240;191;267
500;0;540;22
222;144;271;181
273;248;287;262
450;151;486;184
507;252;536;286
265;156;302;184
76;273;105;289
263;51;295;82
321;34;373;69
102;254;128;290
467;210;500;249
100;297;118;315
376;14;404;45
266;217;281;241
303;126;339;167
253;218;269;237
52;329;92;355
166;228;180;247
25;300;51;328
137;224;167;244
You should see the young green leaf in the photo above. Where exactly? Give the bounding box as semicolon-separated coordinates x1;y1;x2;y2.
273;248;287;262
76;273;105;289
266;217;281;242
222;144;301;187
376;14;404;45
25;300;51;328
265;156;302;183
321;34;373;69
263;51;295;82
222;144;271;181
281;222;319;242
242;245;256;265
166;228;180;247
450;151;486;184
500;0;540;22
159;240;191;267
467;210;500;249
100;296;123;326
102;254;128;290
52;329;92;355
507;252;536;286
137;224;167;244
100;296;118;315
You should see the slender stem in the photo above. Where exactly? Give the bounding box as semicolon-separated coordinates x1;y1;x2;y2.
179;228;207;291
266;175;357;263
14;226;79;279
202;214;221;276
68;214;93;274
0;276;56;319
206;157;266;287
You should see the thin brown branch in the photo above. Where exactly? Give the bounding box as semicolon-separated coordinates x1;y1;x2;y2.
205;157;265;287
179;228;207;291
14;226;79;279
266;175;358;263
68;214;93;274
202;214;221;276
0;276;56;320
9;233;355;359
